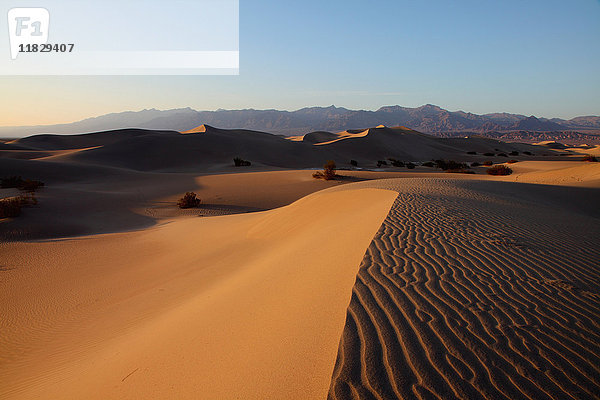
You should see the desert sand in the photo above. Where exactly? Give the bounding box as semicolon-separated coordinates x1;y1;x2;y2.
1;126;599;399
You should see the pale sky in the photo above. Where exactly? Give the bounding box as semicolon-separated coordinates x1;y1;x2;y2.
1;0;599;126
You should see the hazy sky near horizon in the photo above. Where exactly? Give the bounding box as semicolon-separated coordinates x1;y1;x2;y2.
1;0;599;126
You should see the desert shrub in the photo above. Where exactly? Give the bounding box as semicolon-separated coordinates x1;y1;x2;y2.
422;161;435;167
471;162;481;167
467;151;477;155
233;157;251;167
509;151;519;156
483;160;493;166
177;192;201;209
377;160;388;167
0;195;35;218
523;151;533;156
583;154;598;162
446;169;475;174
497;153;508;157
1;176;44;192
483;152;495;157
406;163;416;169
387;158;405;167
507;159;518;164
487;165;513;176
434;159;468;171
313;160;337;180
350;159;358;167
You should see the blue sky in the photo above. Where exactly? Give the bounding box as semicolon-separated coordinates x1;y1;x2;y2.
1;0;599;125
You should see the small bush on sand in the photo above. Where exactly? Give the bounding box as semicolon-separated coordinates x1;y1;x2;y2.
434;159;469;171
1;176;44;192
406;163;416;170
350;159;358;167
233;157;251;167
377;160;388;167
422;161;435;167
487;165;513;176
483;160;493;166
0;195;36;218
177;192;201;209
471;162;481;167
313;160;337;180
583;154;598;162
388;158;405;167
507;159;518;164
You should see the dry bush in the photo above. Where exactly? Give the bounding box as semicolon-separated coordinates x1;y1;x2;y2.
487;165;513;176
422;161;435;167
406;163;416;169
313;160;337;180
233;157;251;167
350;159;358;167
507;159;518;164
0;195;36;218
583;154;598;162
1;176;44;192
483;161;493;166
177;192;201;209
388;158;405;167
434;159;468;171
377;160;388;168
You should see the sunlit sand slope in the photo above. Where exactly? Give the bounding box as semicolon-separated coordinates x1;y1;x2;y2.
0;188;397;400
329;178;600;400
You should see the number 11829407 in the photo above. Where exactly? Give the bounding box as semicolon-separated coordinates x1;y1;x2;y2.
19;43;75;53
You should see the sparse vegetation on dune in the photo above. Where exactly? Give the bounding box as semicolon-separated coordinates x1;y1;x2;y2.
487;165;513;176
1;176;45;192
377;160;388;168
433;159;469;171
233;157;252;167
0;195;37;218
313;160;338;180
387;158;405;167
582;154;598;162
177;192;201;209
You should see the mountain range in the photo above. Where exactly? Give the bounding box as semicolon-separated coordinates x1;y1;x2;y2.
2;105;599;141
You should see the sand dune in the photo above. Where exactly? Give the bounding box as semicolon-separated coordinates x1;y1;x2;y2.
3;125;562;172
328;178;600;400
0;187;397;400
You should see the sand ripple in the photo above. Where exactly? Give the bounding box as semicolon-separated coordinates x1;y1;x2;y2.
329;179;600;400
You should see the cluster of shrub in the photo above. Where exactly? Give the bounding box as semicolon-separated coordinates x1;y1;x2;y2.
583;155;598;162
313;160;338;180
233;157;252;167
468;150;530;157
0;176;44;218
177;192;202;209
371;159;415;169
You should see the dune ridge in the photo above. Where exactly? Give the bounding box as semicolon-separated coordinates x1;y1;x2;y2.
328;179;600;400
